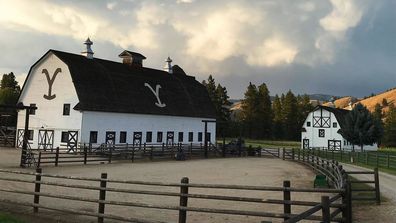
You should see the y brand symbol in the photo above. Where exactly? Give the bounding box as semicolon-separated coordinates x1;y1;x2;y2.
42;68;61;100
144;83;166;108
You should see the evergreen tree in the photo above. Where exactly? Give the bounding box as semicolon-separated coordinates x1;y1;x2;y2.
281;90;299;140
215;84;232;136
202;75;217;103
256;83;272;138
272;94;283;139
0;72;20;105
382;104;396;147
339;103;383;151
297;94;313;130
241;83;259;138
372;103;384;145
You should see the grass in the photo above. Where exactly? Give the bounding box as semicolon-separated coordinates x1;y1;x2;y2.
349;176;387;205
0;213;24;223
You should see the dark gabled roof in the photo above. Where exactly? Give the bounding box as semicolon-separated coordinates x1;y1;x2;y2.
119;50;146;59
314;105;350;128
38;50;215;119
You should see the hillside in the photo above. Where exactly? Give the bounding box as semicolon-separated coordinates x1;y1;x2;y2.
353;88;396;112
323;96;357;109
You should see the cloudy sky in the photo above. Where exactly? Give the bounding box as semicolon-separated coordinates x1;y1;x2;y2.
0;0;395;99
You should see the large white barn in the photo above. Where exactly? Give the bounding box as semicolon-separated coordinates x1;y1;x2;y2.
301;105;377;151
16;39;216;150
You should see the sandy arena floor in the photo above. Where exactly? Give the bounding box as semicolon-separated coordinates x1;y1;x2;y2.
0;148;351;222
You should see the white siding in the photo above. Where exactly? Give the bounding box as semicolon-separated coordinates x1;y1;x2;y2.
17;53;82;148
81;111;216;144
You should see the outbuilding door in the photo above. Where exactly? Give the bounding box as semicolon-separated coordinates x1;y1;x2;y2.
166;131;174;145
67;131;78;152
105;131;116;145
38;130;54;151
16;129;24;148
328;140;341;150
133;132;142;147
303;139;309;149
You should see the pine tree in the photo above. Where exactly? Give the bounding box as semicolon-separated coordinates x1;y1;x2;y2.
257;83;272;138
297;94;313;131
0;72;20;105
372;103;384;145
382;104;396;146
339;103;383;151
215;84;232;136
281;90;299;140
241;83;259;138
272;94;283;139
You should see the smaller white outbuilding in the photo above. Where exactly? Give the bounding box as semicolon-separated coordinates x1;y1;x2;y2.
301;105;377;151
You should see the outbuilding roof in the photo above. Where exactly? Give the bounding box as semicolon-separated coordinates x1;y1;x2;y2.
45;50;216;119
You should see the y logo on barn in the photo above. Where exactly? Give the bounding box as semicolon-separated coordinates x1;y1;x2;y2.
144;83;166;108
42;68;61;100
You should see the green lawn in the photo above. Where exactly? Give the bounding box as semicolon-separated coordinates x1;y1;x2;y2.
0;213;24;223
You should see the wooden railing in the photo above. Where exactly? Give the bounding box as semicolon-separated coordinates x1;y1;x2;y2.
0;168;347;223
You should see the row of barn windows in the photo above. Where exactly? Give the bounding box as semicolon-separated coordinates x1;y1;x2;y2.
88;131;207;144
306;121;337;128
29;103;71;116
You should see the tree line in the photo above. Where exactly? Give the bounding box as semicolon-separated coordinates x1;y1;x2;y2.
202;75;313;141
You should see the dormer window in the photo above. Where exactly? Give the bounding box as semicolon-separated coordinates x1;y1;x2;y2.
307;121;311;127
333;122;337;128
63;104;70;116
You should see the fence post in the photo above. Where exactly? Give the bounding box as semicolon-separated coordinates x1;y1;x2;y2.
258;146;262;157
150;146;153;161
33;168;42;213
291;148;295;160
179;177;189;223
55;147;59;166
282;148;285;160
283;180;291;221
131;146;135;163
98;173;107;223
376;153;379;167
366;152;368;165
387;153;390;168
108;147;112;163
321;196;330;223
347;181;352;223
374;167;380;205
84;146;88;165
37;152;41;168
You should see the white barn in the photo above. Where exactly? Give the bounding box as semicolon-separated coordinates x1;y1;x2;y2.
16;39;216;150
301;105;377;151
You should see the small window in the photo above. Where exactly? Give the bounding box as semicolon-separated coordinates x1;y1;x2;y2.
157;132;163;142
146;132;152;143
120;131;127;143
188;132;193;142
89;131;98;143
61;131;69;143
306;121;311;127
198;132;203;142
333;122;337;128
63;104;70;116
178;132;183;142
28;130;34;140
29;104;36;115
319;129;325;138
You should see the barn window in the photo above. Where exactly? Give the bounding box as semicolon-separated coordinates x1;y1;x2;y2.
146;132;152;143
89;131;98;143
318;129;325;138
306;121;311;127
29;104;36;115
188;132;193;142
157;132;163;142
333;122;337;128
28;130;34;140
198;132;203;142
178;132;183;142
120;131;127;143
63;104;71;116
61;131;69;143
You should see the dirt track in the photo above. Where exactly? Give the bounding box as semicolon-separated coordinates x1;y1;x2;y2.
0;147;324;223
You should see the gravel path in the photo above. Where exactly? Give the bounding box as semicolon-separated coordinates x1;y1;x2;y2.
341;163;396;222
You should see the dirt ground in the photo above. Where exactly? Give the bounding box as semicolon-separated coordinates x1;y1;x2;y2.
0;147;391;223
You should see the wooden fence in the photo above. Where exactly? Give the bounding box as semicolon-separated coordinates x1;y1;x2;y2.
0;168;347;223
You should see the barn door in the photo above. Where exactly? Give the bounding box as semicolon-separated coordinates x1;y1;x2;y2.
105;131;116;145
16;129;24;148
67;131;78;152
303;139;309;149
133;132;142;147
328;140;341;151
166;131;174;146
38;130;54;151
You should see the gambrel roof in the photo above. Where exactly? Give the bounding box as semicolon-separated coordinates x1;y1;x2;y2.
313;105;350;128
23;50;216;119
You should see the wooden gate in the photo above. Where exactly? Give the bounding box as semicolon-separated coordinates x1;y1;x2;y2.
67;131;78;152
303;139;309;149
133;132;142;147
105;131;116;145
38;130;54;151
16;129;24;148
166;131;174;145
328;140;341;150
